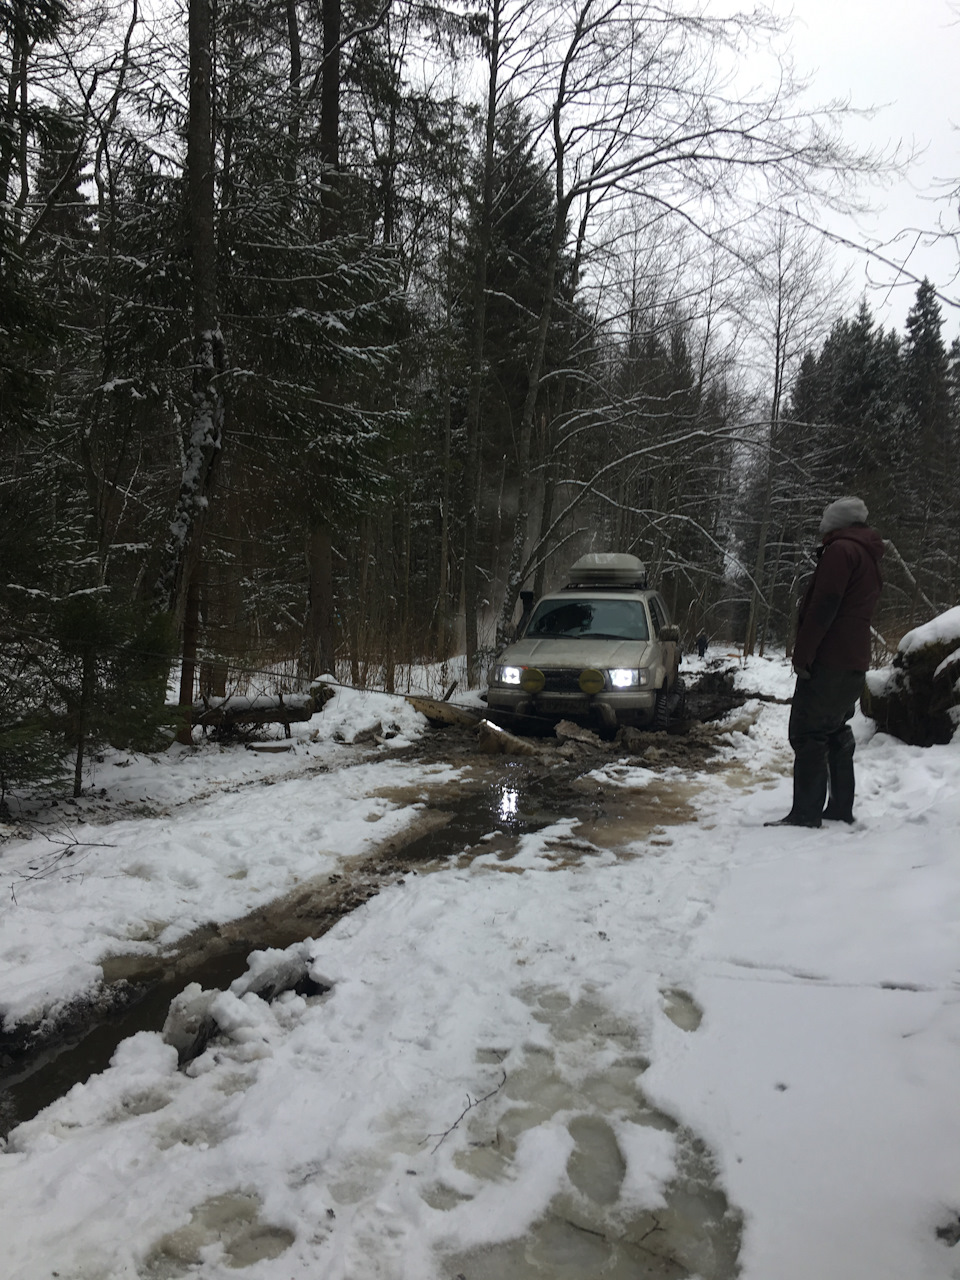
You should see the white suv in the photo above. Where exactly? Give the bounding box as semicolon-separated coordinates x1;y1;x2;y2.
486;553;683;734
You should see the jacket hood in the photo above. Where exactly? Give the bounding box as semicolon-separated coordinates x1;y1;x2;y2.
823;524;885;563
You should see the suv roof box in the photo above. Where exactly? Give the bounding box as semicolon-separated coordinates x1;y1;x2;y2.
566;553;647;588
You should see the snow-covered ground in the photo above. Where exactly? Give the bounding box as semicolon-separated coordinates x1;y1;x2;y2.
1;656;959;1280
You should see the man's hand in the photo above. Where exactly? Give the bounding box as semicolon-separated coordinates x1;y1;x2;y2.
793;661;811;680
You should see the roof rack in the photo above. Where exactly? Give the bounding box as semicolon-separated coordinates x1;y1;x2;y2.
562;579;647;591
563;552;648;590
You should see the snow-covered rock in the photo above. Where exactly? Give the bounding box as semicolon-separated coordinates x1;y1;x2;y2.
862;607;960;745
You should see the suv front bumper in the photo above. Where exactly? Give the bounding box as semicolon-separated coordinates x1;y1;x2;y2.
486;685;657;729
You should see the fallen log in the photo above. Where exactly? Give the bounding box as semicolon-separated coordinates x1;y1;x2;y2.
405;695;483;728
173;692;317;733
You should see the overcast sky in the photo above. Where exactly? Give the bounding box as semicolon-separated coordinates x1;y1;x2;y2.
780;0;959;332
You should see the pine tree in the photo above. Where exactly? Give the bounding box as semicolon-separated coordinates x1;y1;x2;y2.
898;279;953;615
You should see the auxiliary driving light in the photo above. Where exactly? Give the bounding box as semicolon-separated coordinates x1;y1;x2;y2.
520;667;546;693
578;668;606;695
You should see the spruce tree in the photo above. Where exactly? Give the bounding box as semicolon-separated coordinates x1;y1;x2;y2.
899;279;953;614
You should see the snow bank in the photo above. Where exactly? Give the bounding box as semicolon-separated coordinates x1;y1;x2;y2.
898;605;960;655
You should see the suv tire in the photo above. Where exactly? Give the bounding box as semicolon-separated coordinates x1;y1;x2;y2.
672;675;686;719
654;685;671;731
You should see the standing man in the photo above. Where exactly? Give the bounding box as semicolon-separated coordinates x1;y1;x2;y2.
768;496;884;828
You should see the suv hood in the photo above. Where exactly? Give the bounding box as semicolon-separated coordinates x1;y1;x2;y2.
500;637;653;669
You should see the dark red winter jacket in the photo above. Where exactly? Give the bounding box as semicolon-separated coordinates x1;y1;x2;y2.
792;525;885;672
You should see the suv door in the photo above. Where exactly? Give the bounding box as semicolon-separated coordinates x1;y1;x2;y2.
649;595;679;688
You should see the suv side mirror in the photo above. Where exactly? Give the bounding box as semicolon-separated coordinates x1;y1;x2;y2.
660;625;680;643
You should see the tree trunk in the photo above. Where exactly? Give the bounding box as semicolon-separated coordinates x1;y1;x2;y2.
176;573;202;744
320;0;340;173
744;432;774;658
461;0;501;686
72;650;97;797
532;442;557;601
743;527;768;659
156;0;225;668
435;366;453;658
283;0;302;190
304;524;336;679
498;210;566;646
297;0;341;687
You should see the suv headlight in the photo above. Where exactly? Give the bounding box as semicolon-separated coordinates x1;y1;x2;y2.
494;665;522;685
608;668;650;688
608;668;637;688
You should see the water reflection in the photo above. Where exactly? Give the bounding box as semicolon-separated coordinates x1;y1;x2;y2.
498;787;520;820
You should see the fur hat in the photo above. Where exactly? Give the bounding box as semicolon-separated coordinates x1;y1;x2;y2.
819;496;868;536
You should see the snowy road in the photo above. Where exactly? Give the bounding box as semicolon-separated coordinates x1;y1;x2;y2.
1;660;959;1279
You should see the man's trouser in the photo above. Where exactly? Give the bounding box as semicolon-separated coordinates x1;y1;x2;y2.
787;663;866;825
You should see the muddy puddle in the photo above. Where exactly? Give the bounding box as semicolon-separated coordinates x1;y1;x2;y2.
577;778;700;851
714;759;789;792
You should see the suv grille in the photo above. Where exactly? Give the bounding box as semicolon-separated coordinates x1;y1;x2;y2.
541;667;599;692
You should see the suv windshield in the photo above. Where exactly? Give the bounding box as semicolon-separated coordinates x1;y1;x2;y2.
525;598;650;641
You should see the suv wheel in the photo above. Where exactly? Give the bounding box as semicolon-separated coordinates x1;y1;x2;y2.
654;685;670;730
672;675;686;719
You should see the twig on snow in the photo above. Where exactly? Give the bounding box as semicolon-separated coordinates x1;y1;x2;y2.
424;1070;508;1154
7;823;114;901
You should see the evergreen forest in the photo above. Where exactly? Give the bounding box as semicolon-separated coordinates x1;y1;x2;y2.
2;0;959;797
